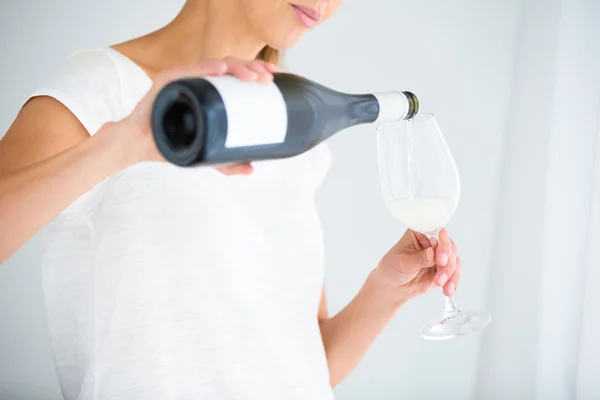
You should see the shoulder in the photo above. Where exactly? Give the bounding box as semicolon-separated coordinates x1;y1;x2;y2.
40;48;122;96
25;48;124;135
61;48;120;74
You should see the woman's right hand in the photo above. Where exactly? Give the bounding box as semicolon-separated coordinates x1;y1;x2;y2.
124;57;277;176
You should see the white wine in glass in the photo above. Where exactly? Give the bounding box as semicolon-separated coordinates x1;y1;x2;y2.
376;113;491;340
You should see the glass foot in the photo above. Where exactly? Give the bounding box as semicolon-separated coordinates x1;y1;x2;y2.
420;309;491;340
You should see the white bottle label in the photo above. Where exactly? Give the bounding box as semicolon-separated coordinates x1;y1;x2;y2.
202;76;288;148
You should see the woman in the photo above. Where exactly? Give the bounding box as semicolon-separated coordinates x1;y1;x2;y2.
0;0;461;399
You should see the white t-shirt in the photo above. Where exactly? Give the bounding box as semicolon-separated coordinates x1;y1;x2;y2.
31;47;334;400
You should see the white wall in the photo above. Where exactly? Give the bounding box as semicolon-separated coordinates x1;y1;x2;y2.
0;0;521;399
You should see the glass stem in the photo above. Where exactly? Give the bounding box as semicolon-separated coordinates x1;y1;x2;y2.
427;230;460;318
444;296;460;317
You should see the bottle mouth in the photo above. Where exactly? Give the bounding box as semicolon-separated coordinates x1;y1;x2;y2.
403;91;419;119
162;93;197;151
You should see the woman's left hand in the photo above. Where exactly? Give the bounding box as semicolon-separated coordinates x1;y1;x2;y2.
373;228;461;301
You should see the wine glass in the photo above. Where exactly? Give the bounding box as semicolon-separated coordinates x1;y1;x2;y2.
376;113;491;340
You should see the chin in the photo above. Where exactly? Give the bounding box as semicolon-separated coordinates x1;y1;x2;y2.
269;30;306;50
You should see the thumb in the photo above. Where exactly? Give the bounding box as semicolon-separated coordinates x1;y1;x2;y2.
392;247;436;285
408;247;436;270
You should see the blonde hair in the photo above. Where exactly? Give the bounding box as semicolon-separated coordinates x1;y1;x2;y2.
257;45;282;67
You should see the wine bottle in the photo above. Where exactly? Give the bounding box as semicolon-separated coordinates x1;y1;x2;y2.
151;72;418;166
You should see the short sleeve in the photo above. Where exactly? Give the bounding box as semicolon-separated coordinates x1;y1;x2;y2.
24;49;122;136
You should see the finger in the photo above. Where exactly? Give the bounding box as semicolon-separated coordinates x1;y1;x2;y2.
436;229;453;267
444;256;461;296
217;163;254;176
404;247;436;271
262;61;278;73
245;62;274;82
429;235;438;250
436;241;457;287
227;63;259;81
415;232;432;249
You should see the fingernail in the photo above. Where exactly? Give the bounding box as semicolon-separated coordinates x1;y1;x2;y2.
243;67;259;79
447;283;456;295
430;237;438;248
440;253;449;266
253;64;267;72
257;66;272;77
438;273;448;286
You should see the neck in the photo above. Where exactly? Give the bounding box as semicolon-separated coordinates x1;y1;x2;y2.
140;0;266;71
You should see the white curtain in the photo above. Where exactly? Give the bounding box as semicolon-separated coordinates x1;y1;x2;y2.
576;102;600;398
475;0;600;398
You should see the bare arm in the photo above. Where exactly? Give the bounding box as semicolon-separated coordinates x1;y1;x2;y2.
318;270;404;388
0;58;277;264
0;97;137;263
318;229;461;388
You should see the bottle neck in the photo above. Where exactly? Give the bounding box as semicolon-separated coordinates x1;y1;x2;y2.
372;91;419;122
